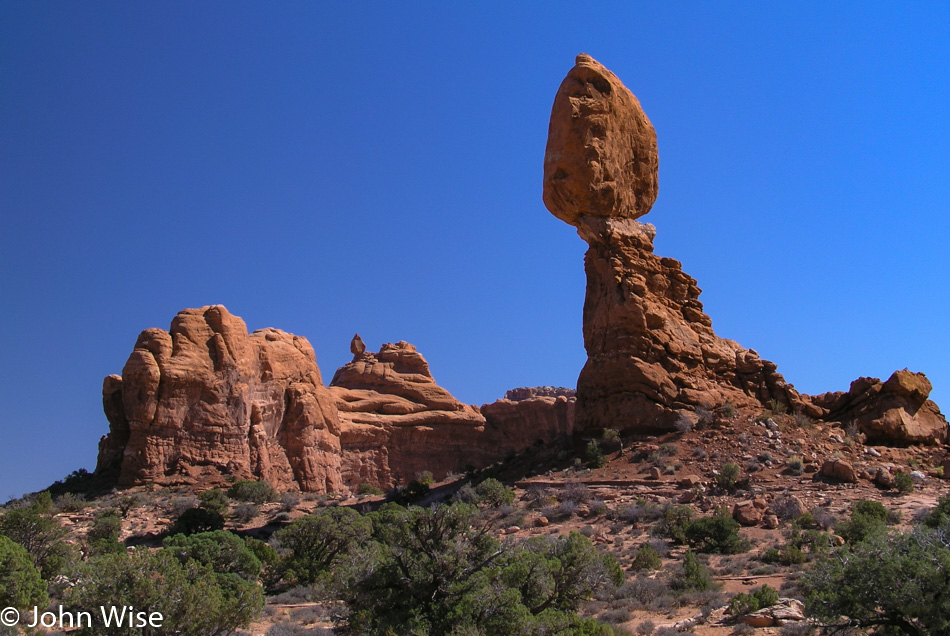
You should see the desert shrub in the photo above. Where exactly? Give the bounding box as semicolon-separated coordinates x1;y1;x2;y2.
168;495;200;517
785;456;804;475
116;493;145;517
87;510;124;556
792;410;814;428
599;607;631;624
560;482;592;504
163;530;261;581
810;507;836;531
716;463;741;492
0;491;74;578
731;625;756;636
922;492;950;529
635;619;655;635
168;507;225;536
198;488;230;516
357;483;384;496
273;507;372;586
801;522;950;634
266;624;334;635
232;502;260;524
62;547;263;636
228;480;277;504
654;504;695;544
0;535;48;613
54;491;87;513
340;502;623;635
585;439;607;468
684;513;750;554
602;428;622;454
728;585;779;616
630;543;662;571
674;415;693;433
671;549;715;593
835;500;888;545
475;478;515;508
416;471;435;487
894;471;915;494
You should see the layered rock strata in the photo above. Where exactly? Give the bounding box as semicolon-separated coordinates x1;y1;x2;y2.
329;342;575;490
97;305;343;492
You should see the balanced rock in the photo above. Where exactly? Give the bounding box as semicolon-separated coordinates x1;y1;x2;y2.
543;53;659;224
542;55;811;434
97;305;344;493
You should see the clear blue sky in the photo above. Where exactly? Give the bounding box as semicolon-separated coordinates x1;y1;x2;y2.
2;3;948;498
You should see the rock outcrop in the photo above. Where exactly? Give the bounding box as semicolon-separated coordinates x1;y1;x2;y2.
543;54;811;434
329;342;575;490
813;369;947;445
542;54;946;442
97;305;344;492
329;341;487;490
97;309;576;493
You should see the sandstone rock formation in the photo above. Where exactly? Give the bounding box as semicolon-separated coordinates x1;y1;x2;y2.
329;341;486;489
543;54;811;435
97;305;344;492
97;308;576;493
813;369;947;445
542;54;946;444
329;342;575;490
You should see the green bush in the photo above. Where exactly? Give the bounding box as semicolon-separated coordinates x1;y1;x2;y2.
836;500;888;545
163;530;261;581
585;440;606;468
198;488;230;516
684;514;750;554
923;493;950;529
168;507;225;536
0;491;75;578
630;543;662;571
894;471;914;494
87;510;124;556
273;507;372;586
655;504;694;544
716;463;741;491
357;483;384;496
802;521;950;633
227;480;277;504
671;549;715;592
729;585;779;616
62;548;262;636
475;478;515;508
785;456;804;475
0;535;48;613
340;502;623;635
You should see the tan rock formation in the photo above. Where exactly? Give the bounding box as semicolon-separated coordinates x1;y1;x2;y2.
543;54;810;434
543;53;658;224
329;342;575;490
96;305;344;493
814;369;947;445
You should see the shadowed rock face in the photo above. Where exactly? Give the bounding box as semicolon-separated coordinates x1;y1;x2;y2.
97;305;344;492
542;54;946;443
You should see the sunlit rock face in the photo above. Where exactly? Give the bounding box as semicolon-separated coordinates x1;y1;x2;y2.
543;54;811;435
